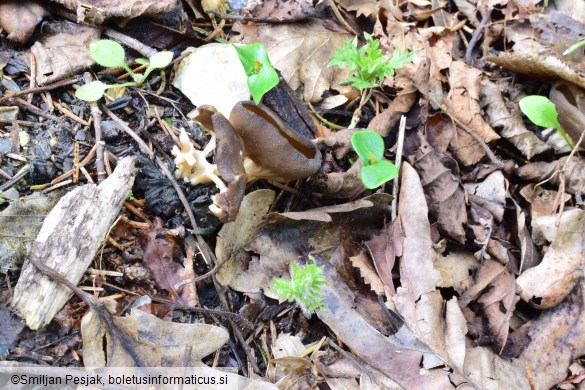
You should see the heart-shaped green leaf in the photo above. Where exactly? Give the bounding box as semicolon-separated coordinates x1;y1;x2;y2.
360;160;398;189
232;43;279;104
148;51;173;69
75;80;109;102
89;40;126;68
351;130;384;165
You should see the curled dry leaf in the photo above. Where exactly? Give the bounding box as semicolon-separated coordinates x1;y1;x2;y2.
316;259;455;388
136;218;196;306
215;189;276;289
363;218;404;295
51;0;180;24
520;284;585;390
515;156;585;196
82;300;229;367
485;12;585;90
445;61;500;165
464;171;506;222
549;82;585;144
517;209;585;309
460;259;519;352
434;251;479;294
409;134;467;244
479;78;551;159
0;0;48;44
396;162;442;298
349;251;385;295
31;21;100;86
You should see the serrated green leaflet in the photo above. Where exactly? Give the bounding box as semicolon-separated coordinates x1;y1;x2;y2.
360;160;398;189
232;43;279;104
351;130;384;165
89;40;126;68
75;81;109;102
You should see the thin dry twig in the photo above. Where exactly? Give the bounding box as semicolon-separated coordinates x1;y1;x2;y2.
84;73;107;183
391;115;406;221
0;78;78;103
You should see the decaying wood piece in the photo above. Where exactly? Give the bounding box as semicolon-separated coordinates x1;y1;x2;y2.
11;157;136;330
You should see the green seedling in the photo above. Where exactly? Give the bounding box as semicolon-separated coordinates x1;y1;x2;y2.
328;32;416;91
519;95;574;149
76;40;173;102
351;130;398;189
271;256;327;316
232;43;279;105
563;39;585;56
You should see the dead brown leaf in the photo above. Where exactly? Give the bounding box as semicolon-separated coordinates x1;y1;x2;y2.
31;21;100;86
235;19;352;102
445;61;500;165
349;251;385;295
517;209;585;309
485;12;585;89
81;299;229;367
217;190;393;294
397;162;443;297
479;78;551;159
363;218;403;295
410;134;468;244
50;0;180;24
0;1;48;44
248;0;311;20
136;218;195;306
515;156;585;196
316;259;455;388
0;190;65;273
521;284;585;390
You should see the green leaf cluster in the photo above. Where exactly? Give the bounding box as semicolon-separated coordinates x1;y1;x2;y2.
271;256;327;315
351;130;398;189
328;33;416;91
76;40;173;102
519;95;574;149
232;43;279;105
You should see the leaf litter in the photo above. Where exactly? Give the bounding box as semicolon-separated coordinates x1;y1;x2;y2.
1;0;585;389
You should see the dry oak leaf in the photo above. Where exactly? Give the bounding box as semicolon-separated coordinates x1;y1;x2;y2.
236;19;352;102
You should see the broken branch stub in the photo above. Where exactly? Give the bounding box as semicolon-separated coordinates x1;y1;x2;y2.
11;157;137;330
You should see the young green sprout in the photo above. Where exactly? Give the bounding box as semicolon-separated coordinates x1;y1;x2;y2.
351;130;398;189
271;256;327;316
519;95;574;149
76;40;173;102
231;43;279;105
328;32;416;91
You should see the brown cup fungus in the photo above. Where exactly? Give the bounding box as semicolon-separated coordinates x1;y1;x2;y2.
172;101;322;222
